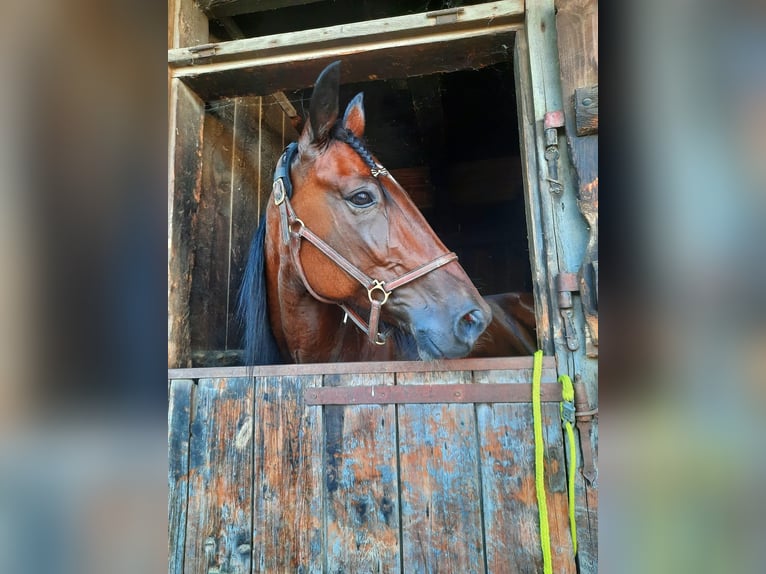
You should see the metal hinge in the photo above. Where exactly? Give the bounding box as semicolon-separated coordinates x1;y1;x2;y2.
544;110;565;194
556;272;580;351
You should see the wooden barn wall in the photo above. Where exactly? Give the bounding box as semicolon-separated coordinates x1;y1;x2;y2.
168;358;578;574
188;98;297;360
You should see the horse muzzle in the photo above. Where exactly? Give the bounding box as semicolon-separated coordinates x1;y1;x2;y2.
409;300;492;360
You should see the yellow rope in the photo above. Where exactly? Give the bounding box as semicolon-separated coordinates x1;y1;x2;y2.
559;373;578;555
532;350;553;574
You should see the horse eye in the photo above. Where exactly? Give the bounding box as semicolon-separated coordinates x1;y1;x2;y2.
347;191;375;207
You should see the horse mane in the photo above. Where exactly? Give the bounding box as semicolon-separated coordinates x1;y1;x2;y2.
237;217;284;366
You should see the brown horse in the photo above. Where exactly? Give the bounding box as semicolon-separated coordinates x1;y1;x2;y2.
469;292;537;357
238;61;493;364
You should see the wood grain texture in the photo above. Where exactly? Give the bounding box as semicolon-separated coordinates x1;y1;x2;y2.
169;80;205;368
169;1;523;67
169;379;194;574
554;2;599;568
573;421;598;574
397;370;485;574
252;375;324;572
514;31;553;354
574;85;598;136
556;0;599;359
227;96;262;352
324;373;400;573
169;0;208;49
190;106;236;353
184;378;253;574
475;368;576;573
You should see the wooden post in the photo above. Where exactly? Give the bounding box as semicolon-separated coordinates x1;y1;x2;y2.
168;79;205;368
555;1;599;570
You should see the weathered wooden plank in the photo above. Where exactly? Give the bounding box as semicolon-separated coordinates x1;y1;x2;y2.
476;369;576;573
515;31;551;353
324;373;400;573
170;1;523;67
190;104;236;354
168;2;522;100
252;375;323;572
574;85;598;136
554;2;599;569
169;79;206;368
556;0;598;359
171;32;517;101
226;94;290;350
184;378;253;574
169;0;208;49
169;380;194;574
226;96;262;350
397;370;485;573
169;355;556;380
573;420;598;574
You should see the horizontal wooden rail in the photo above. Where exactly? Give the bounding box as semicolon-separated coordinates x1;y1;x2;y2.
168;355;556;380
305;382;562;405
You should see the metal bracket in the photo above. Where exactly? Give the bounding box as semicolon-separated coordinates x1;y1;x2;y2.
544;110;565;194
556;272;580;351
573;376;598;485
305;383;563;405
426;7;465;24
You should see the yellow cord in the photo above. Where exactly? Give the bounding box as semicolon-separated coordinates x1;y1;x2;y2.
532;350;553;574
559;373;578;555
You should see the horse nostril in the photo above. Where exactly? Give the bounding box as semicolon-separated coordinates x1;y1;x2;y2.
456;308;487;343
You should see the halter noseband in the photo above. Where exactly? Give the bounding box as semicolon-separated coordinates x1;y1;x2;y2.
272;141;458;345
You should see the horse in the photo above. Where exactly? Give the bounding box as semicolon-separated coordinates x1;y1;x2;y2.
238;61;496;365
469;292;537;357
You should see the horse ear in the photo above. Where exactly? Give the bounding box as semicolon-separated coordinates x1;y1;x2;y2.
342;92;365;138
302;61;341;147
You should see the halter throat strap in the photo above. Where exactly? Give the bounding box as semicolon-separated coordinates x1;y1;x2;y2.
271;142;457;345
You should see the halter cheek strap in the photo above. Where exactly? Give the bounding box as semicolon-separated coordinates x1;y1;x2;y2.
272;143;458;345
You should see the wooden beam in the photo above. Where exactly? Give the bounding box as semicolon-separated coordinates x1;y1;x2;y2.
169;1;522;99
168;355;557;380
200;0;325;18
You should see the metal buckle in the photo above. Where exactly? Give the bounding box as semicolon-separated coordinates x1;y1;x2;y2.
373;331;387;345
560;401;575;426
273;179;286;205
367;280;390;305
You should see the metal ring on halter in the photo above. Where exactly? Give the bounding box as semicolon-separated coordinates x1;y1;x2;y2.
367;280;390;305
273;179;286;205
289;218;305;235
373;331;387;345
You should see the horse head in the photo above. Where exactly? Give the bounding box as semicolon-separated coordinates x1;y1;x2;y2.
261;61;492;363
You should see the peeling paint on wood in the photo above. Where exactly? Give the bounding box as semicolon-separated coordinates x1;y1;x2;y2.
170;364;576;573
252;375;323;573
324;373;400;573
184;378;253;574
397;370;485;573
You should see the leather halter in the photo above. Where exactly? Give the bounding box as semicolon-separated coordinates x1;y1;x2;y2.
272;142;458;345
